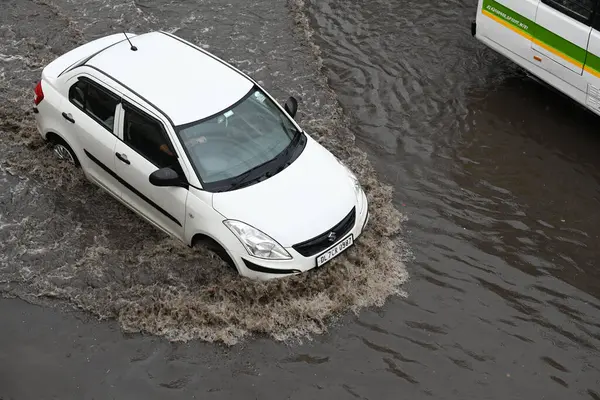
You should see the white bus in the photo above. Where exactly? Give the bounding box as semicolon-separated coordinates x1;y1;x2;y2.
472;0;600;114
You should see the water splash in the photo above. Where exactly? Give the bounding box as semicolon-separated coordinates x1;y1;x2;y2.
0;0;410;345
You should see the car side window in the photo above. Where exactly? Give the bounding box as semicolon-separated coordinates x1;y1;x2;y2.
68;78;119;132
122;103;179;169
541;0;597;24
69;80;86;109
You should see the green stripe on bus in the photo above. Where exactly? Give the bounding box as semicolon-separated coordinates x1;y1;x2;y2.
482;0;599;72
533;20;587;64
482;0;535;35
585;52;600;73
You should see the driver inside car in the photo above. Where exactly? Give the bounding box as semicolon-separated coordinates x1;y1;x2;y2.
159;143;174;156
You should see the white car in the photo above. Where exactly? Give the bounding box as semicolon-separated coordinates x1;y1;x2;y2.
32;31;369;280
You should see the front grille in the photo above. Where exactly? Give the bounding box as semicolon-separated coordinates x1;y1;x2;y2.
292;207;356;257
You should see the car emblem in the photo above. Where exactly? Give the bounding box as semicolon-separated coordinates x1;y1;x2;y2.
327;232;337;242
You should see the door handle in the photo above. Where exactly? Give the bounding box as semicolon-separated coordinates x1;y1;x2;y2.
62;112;75;123
116;152;130;165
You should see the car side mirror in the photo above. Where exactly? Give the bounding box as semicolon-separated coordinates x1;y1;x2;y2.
284;96;298;119
149;167;186;188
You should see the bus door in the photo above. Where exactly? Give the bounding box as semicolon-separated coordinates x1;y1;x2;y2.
583;10;600;111
530;0;596;88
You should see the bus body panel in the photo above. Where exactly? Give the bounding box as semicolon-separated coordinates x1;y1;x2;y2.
477;33;589;109
474;0;600;118
476;0;540;62
531;2;592;90
584;28;600;112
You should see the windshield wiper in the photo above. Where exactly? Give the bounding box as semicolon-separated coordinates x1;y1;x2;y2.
224;129;302;191
266;128;303;172
279;127;301;160
225;158;274;191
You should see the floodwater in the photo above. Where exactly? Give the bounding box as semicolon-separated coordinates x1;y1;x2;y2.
1;0;599;399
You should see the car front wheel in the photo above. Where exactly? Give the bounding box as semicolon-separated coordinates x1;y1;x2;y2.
193;236;238;272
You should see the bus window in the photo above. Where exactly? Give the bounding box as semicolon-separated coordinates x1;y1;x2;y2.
540;0;596;25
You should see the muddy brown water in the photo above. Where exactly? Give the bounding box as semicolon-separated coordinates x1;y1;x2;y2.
1;0;599;398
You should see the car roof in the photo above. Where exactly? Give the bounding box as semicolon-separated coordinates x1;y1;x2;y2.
86;31;254;126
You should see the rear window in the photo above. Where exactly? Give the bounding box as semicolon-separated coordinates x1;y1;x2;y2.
68;79;119;132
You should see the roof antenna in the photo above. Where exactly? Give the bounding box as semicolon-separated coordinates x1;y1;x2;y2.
123;31;137;51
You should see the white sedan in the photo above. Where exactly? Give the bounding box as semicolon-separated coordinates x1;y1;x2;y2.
32;30;369;280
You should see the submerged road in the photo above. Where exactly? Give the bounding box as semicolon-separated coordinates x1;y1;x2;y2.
1;0;599;398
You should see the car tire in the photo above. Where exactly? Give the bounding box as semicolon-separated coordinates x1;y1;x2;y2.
48;134;80;167
193;236;238;272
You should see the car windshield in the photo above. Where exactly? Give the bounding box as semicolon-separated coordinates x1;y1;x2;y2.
176;87;302;191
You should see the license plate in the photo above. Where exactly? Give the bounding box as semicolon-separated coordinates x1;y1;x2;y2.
316;234;354;267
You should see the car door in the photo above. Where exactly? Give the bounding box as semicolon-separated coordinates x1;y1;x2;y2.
62;75;122;197
530;0;597;90
113;100;188;240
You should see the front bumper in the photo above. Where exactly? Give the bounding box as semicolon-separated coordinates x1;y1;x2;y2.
231;193;370;281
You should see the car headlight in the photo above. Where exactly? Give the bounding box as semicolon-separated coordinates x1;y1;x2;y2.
223;220;292;260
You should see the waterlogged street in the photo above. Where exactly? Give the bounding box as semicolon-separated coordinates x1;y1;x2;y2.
1;0;599;399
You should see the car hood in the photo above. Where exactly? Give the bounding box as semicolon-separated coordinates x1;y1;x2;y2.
212;135;357;247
